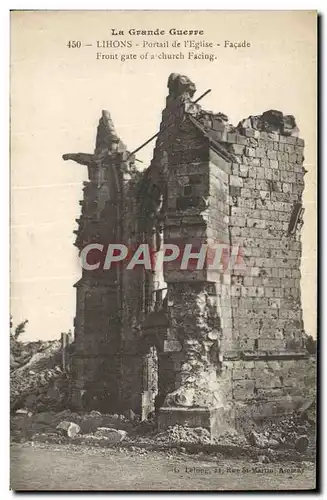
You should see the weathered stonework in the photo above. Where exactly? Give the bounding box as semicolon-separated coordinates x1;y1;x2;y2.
64;74;315;435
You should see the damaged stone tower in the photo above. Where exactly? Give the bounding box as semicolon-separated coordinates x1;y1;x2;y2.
64;74;314;435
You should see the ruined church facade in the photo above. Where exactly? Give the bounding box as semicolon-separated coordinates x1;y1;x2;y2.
64;74;313;433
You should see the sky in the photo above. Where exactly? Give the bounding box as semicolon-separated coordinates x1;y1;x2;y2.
10;10;317;340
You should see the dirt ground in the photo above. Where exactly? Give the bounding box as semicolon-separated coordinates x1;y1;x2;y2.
10;442;316;491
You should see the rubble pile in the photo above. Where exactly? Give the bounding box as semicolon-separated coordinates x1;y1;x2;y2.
154;425;248;446
10;339;70;412
10;410;134;442
156;425;211;444
10;337;60;370
10;404;315;462
76;428;128;446
213;429;249;447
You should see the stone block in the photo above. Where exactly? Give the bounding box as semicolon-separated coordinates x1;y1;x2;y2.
289;153;298;163
256;388;285;398
232;163;239;175
229;185;241;197
231;144;245;155
234;396;307;424
270;159;279;169
285;144;295;154
164;340;182;352
255;179;270;190
227;132;237;143
267;150;277;160
233;380;255;400
230;285;241;297
261;158;270;168
259;190;270;199
282;182;292;193
239;338;255;350
255;147;266;158
230;175;243;187
272;170;281;180
280;171;296;183
243;178;256;188
257;338;286;350
236;134;248;145
245;147;256;157
254;372;283;389
239;165;249;177
256;167;265;179
229;216;246;227
286;136;297;145
245;128;255;138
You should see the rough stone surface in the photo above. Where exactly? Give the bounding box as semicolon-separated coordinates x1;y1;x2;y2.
295;435;309;452
94;427;127;441
56;421;81;438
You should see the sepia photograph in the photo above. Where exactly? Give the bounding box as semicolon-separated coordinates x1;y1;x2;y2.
9;10;317;491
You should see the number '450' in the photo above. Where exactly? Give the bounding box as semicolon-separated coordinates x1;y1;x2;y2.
67;41;81;48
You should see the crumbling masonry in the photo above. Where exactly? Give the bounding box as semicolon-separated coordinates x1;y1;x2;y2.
63;74;314;435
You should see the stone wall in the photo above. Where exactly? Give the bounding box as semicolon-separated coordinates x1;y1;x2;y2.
226;125;305;354
218;117;310;417
225;356;316;423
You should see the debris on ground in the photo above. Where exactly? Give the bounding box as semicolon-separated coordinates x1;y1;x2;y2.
10;338;71;413
11;404;315;454
56;421;81;438
245;406;315;452
154;425;247;446
93;427;127;442
295;435;309;453
10;409;132;443
248;430;279;449
258;454;270;464
155;425;211;444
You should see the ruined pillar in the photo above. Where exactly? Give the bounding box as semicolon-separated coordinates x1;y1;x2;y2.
64;111;135;412
154;74;235;434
